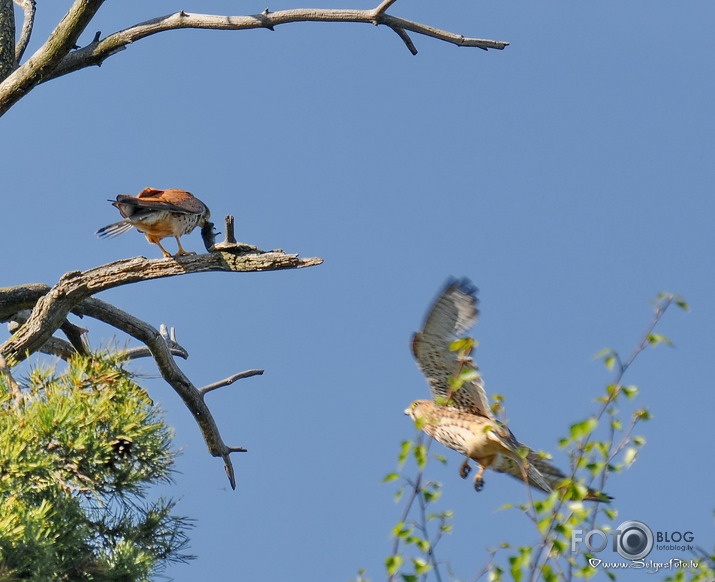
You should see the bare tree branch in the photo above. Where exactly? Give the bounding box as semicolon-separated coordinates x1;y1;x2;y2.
0;1;507;115
13;0;36;62
0;283;50;321
0;0;105;111
0;244;320;488
7;309;88;359
373;0;398;17
0;0;15;77
0;353;22;402
199;370;265;396
74;297;257;489
36;336;78;360
46;7;508;81
7;308;193;361
123;325;189;360
0;248;322;365
390;26;418;56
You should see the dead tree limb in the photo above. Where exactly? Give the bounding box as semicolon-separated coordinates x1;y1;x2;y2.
123;324;189;361
49;8;509;81
0;353;22;402
0;245;321;489
13;0;35;63
199;370;264;396
0;0;508;115
0;0;14;78
74;297;258;490
0;248;322;366
0;0;104;113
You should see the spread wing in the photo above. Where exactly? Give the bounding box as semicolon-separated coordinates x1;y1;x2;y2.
412;278;492;418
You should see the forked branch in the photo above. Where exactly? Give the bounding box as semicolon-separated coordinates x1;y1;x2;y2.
50;8;507;80
0;247;321;365
0;243;322;488
75;298;259;489
0;0;507;115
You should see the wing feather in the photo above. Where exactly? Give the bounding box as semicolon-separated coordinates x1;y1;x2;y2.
412;278;492;418
114;189;206;216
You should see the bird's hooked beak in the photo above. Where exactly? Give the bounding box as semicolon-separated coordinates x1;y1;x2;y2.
404;402;419;418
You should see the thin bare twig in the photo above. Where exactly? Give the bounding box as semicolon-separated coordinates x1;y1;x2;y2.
123;345;189;360
13;0;36;62
390;26;417;56
470;548;498;582
200;370;264;395
0;353;22;401
123;325;189;360
372;0;398;18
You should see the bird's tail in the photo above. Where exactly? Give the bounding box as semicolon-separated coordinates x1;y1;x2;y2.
495;451;612;503
96;219;133;238
525;453;612;503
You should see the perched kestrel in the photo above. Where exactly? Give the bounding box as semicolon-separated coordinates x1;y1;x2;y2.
405;278;610;502
96;188;211;258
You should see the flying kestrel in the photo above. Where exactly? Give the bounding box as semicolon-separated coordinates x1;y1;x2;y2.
96;188;211;258
405;278;610;502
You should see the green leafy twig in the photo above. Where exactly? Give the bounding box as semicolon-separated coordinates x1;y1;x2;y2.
385;435;451;582
517;293;687;581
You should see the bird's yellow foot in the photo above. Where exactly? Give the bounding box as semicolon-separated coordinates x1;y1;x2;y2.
459;459;471;479
473;465;486;492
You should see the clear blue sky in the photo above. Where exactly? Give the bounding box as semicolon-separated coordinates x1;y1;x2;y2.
3;1;713;580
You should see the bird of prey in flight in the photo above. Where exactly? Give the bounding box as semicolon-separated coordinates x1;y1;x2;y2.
405;278;610;502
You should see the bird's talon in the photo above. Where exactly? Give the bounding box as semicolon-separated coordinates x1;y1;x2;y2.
473;477;485;492
459;462;471;479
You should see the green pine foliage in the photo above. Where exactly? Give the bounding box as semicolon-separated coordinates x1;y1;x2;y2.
0;352;192;581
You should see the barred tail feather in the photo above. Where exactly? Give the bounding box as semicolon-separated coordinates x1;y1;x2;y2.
524;462;553;493
528;454;612;503
96;219;133;238
494;452;612;502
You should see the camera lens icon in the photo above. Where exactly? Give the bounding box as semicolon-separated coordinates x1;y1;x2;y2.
615;520;654;560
